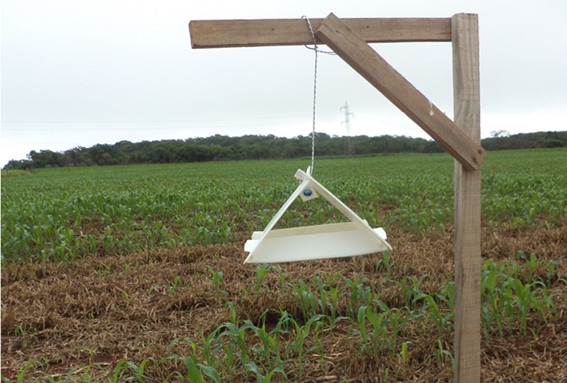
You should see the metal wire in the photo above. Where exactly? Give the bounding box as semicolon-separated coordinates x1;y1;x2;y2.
302;16;317;175
302;16;337;175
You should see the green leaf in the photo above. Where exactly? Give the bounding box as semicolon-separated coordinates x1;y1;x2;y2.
178;357;203;383
198;364;221;383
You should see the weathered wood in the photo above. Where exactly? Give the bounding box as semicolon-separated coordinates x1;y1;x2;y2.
189;17;451;48
452;13;481;383
314;13;485;171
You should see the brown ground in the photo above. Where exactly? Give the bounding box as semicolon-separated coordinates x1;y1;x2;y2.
2;221;566;382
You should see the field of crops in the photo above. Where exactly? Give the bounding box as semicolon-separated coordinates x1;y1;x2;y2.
2;148;566;382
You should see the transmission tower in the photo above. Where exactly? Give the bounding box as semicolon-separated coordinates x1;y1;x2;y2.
340;102;354;156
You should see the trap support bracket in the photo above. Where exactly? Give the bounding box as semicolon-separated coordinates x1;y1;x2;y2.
189;13;483;383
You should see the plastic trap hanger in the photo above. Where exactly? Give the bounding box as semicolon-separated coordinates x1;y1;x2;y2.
244;167;392;263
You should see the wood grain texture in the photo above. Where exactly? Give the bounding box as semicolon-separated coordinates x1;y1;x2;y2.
314;13;485;171
189;18;451;48
452;13;482;383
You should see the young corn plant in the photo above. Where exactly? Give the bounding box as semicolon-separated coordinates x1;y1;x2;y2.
242;363;285;383
543;258;562;287
246;315;289;379
254;264;272;293
206;266;227;306
166;335;222;383
511;278;545;337
312;275;330;316
399;341;410;366
364;305;389;355
438;279;455;319
396;275;427;308
324;285;348;335
517;251;542;284
414;294;452;335
382;250;395;279
277;268;290;293
218;321;256;380
287;314;323;379
375;250;396;280
290;279;318;320
348;305;388;356
342;274;371;318
434;339;454;369
377;300;407;356
310;320;328;375
481;267;500;341
264;310;292;375
127;358;164;383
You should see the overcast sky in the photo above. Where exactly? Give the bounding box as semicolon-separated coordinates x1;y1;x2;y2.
2;0;566;167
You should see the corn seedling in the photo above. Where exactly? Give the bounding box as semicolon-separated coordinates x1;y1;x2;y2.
399;341;410;366
126;359;151;383
414;294;452;335
438;279;455;318
543;256;566;287
435;339;454;368
247;320;284;374
481;265;506;340
12;360;39;383
364;305;389;355
96;262;113;281
242;362;284;383
312;275;329;315
122;258;132;275
342;274;370;318
206;266;226;305
167;334;222;383
173;356;205;383
277;268;290;293
287;314;323;378
254;264;272;293
218;322;255;379
310;321;328;375
377;300;407;355
382;250;396;279
396;275;428;308
511;279;544;336
290;279;318;320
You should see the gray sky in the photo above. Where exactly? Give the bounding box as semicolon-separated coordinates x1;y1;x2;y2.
2;0;566;167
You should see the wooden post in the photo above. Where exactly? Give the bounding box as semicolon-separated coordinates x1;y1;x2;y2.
452;13;481;383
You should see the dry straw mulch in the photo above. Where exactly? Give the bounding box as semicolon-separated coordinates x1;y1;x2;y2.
2;222;566;382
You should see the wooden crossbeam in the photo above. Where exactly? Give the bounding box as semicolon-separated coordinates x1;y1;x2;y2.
189;18;451;48
315;13;485;171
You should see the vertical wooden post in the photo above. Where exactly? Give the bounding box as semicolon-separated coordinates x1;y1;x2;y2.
452;13;481;383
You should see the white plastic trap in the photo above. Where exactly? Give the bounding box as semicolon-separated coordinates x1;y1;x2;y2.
244;168;391;263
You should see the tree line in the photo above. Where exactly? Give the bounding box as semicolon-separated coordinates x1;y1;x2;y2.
4;131;566;170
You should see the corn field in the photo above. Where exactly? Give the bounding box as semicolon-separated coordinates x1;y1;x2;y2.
2;149;566;382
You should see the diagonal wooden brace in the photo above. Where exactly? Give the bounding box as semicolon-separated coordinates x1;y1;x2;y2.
315;13;485;171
